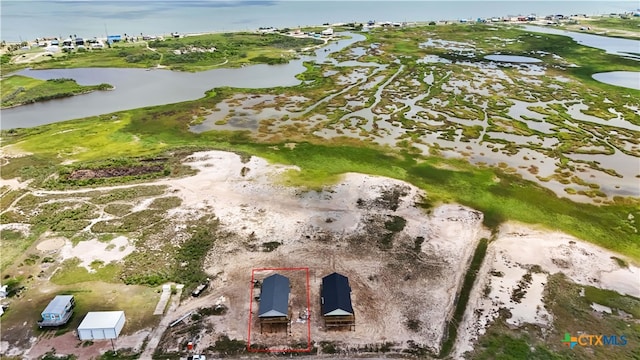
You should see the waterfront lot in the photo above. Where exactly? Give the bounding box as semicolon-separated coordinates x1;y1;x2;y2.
1;21;639;359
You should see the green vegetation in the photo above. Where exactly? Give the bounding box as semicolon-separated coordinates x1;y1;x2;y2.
261;241;282;252
584;286;640;318
50;258;121;285
471;332;565;360
567;16;640;39
9;32;323;73
92;209;164;232
441;238;489;357
1;75;112;108
468;273;640;359
119;216;219;289
0;226;43;272
208;335;247;355
3;104;639;260
149;196;182;210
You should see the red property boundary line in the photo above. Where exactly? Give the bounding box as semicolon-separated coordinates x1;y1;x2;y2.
247;267;312;353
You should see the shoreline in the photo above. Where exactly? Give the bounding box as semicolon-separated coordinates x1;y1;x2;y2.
0;83;114;110
2;11;638;47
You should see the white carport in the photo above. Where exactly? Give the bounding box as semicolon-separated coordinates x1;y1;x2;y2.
77;311;126;340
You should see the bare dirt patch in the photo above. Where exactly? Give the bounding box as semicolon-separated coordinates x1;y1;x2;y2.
59;236;135;271
36;237;66;252
68;165;164;180
150;151;487;356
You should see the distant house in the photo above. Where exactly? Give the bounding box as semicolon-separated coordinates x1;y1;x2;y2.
77;311;126;340
321;272;355;330
258;273;290;333
321;28;334;36
38;295;75;328
107;35;122;43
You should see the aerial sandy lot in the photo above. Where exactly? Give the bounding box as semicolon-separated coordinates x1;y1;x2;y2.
1;150;638;359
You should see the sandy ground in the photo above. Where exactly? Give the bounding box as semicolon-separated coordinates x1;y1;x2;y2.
143;151;488;354
24;329;150;360
2;150;487;358
58;236;135;271
453;222;640;358
2;150;638;358
36;237;66;252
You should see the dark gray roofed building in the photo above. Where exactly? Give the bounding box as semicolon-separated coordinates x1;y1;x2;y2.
259;273;290;318
258;273;290;333
321;272;355;330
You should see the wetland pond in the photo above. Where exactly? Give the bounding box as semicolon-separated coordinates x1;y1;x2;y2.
522;25;640;60
592;71;640;91
1;33;365;129
484;55;542;63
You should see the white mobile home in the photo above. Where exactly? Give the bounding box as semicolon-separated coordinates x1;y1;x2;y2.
38;295;75;328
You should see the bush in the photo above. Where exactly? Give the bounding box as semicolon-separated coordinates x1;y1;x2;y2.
209;335;246;355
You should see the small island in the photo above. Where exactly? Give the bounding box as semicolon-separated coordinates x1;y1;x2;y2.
1;75;113;108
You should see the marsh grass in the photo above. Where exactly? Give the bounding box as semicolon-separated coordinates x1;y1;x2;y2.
0;225;45;272
51;258;121;285
2;24;639;266
149;196;182;211
584;286;640;318
1;75;112;108
469;273;640;360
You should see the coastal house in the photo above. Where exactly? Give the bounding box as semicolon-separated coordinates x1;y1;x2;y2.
321;28;334;36
107;35;122;43
38;295;75;328
258;273;290;333
321;272;355;330
77;311;126;340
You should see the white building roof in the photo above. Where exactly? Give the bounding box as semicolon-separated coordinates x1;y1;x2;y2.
42;295;74;315
78;311;124;329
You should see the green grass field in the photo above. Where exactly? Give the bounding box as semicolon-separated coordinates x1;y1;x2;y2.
3;107;639;262
11;32;323;73
581;16;640;32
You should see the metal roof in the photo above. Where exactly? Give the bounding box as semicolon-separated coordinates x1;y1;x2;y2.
78;311;125;330
41;295;74;316
258;274;290;318
321;272;354;316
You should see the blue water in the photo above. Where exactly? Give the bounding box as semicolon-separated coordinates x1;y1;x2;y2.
1;1;637;42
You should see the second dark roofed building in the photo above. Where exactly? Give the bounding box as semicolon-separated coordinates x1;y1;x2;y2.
321;272;354;317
